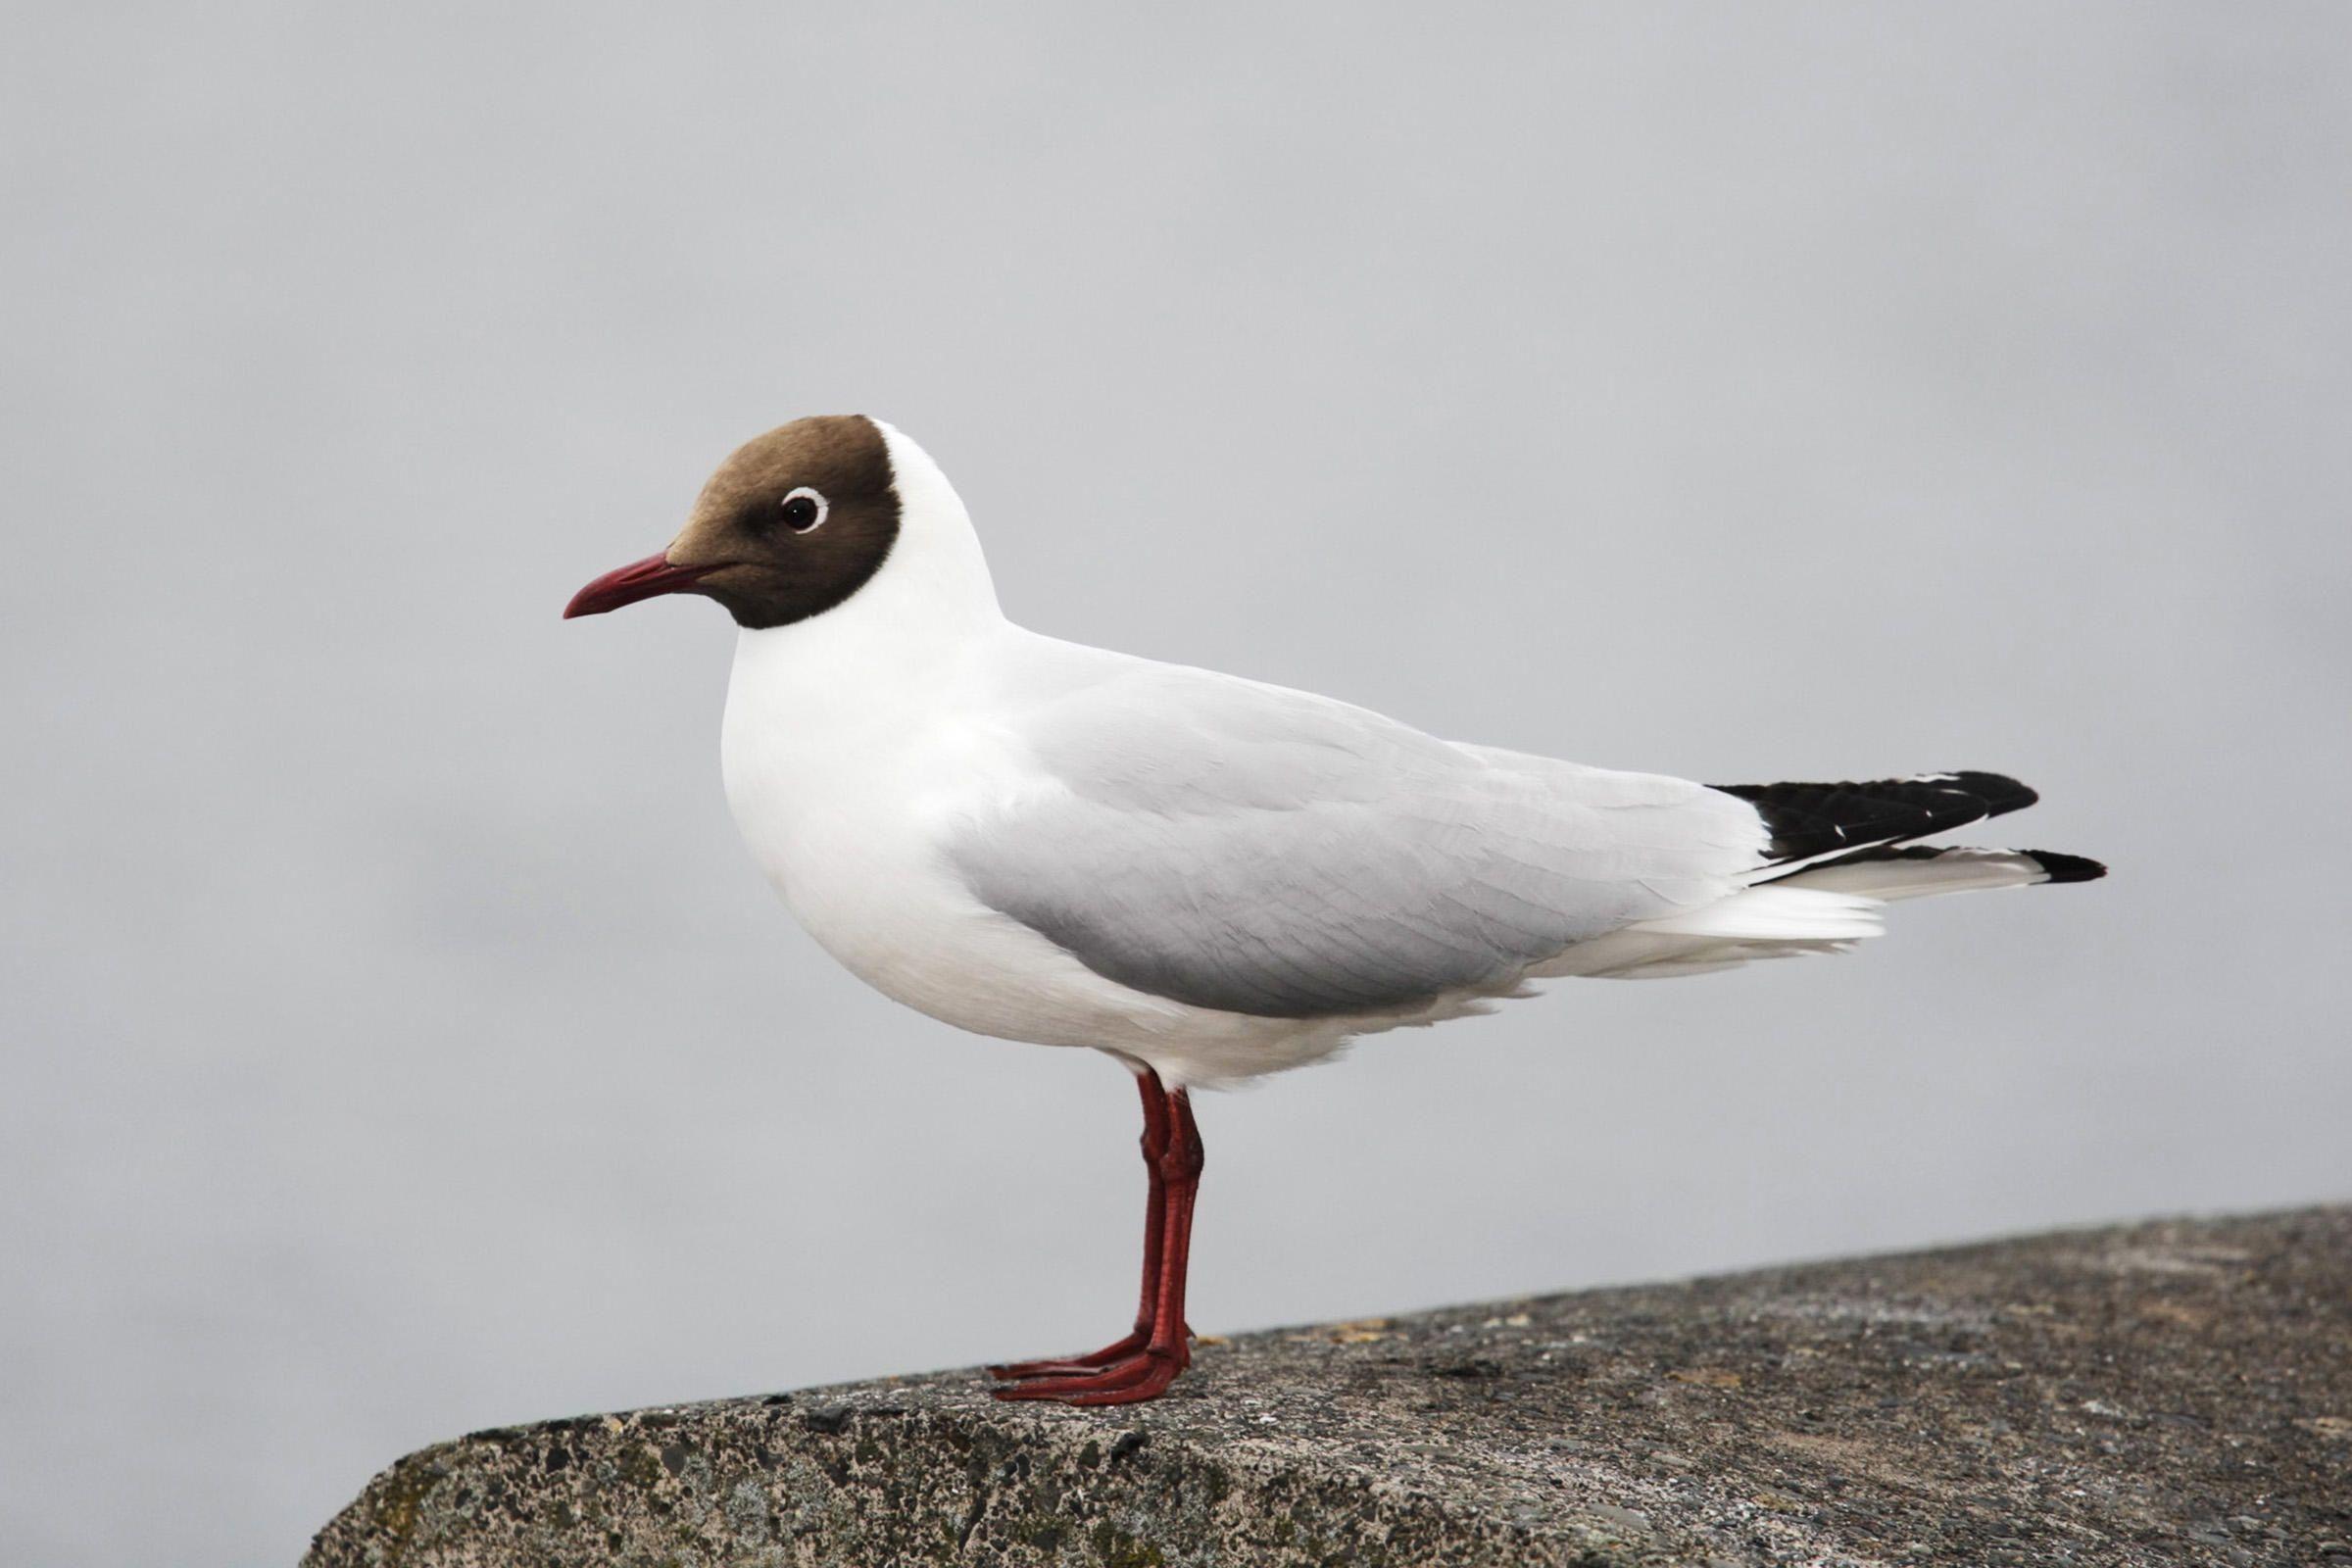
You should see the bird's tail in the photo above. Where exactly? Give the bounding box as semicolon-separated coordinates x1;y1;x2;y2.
1541;771;2103;980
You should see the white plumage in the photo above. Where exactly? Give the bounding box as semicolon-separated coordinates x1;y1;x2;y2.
712;423;2094;1088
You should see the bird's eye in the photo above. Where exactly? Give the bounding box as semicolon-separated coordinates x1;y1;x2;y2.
778;487;829;533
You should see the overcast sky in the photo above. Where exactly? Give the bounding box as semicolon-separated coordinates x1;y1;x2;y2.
5;5;2349;1565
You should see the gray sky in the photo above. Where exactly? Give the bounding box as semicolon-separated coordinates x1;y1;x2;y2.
4;5;2349;1564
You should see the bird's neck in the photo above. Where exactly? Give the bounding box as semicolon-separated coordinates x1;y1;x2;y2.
727;564;1004;713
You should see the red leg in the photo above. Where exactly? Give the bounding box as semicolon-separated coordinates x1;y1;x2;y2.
988;1068;1173;1380
995;1087;1203;1405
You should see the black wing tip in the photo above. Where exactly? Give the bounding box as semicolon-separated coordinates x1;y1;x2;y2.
2026;850;2107;884
1936;770;2038;817
1714;769;2046;867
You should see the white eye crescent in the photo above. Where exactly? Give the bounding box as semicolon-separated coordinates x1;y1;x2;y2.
778;486;829;533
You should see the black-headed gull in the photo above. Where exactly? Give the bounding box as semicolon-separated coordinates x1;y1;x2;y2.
565;415;2104;1404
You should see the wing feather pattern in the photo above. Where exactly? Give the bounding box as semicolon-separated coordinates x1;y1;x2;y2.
948;665;1766;1018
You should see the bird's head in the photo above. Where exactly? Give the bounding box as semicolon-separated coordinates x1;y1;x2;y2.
564;414;903;630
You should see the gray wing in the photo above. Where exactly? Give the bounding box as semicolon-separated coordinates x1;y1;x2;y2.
949;662;1768;1018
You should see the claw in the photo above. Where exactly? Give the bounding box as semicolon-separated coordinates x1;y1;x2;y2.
990;1348;1182;1403
988;1329;1150;1381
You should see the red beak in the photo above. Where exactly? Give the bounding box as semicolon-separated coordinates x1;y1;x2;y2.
563;554;720;618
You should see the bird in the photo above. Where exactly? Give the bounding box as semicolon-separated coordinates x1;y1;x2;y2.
564;414;2104;1406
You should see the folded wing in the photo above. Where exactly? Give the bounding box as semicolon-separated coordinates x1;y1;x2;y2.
948;663;1767;1018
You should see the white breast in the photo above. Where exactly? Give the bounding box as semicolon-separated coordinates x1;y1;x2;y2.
715;622;1171;1051
721;622;995;1006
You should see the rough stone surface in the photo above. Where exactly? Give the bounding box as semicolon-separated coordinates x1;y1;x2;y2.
307;1207;2352;1567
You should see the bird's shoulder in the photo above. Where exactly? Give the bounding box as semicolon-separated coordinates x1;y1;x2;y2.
977;634;1476;801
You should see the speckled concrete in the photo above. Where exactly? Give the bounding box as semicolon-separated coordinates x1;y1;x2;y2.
305;1207;2352;1567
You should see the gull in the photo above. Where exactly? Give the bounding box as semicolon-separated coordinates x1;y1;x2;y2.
565;415;2104;1405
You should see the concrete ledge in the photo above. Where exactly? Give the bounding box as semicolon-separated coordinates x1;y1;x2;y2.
305;1207;2351;1566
